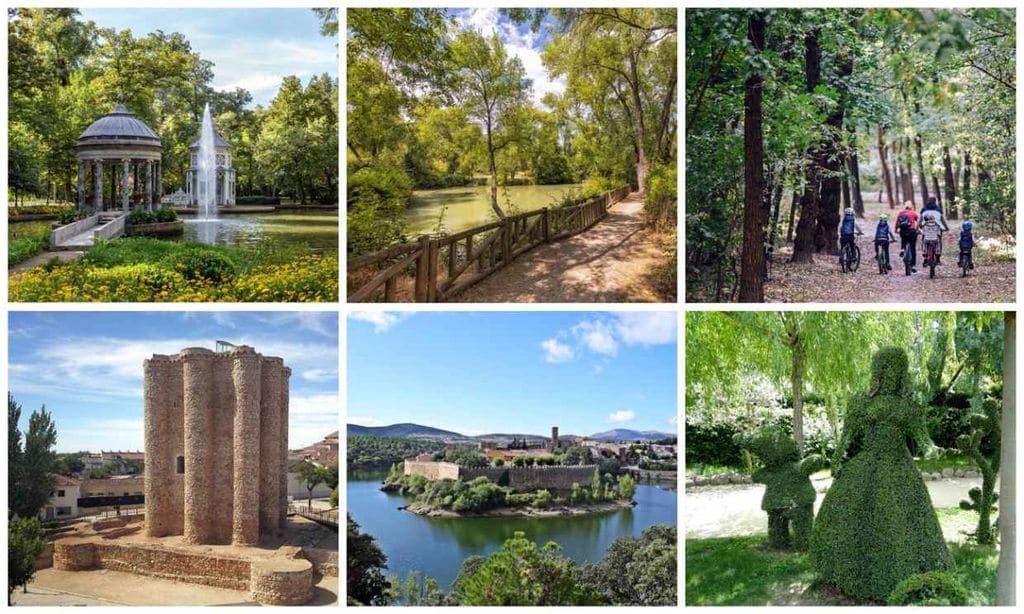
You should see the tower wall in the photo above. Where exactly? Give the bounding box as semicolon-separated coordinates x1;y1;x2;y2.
144;346;290;546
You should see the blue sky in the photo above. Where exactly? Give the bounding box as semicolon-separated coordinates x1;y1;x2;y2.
347;311;677;437
9;312;338;453
78;8;337;107
453;8;564;106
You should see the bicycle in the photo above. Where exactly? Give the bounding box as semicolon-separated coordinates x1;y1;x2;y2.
921;230;943;279
876;242;891;275
902;241;914;276
839;236;861;273
959;249;973;278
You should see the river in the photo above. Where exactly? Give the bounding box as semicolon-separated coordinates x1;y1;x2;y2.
347;469;677;589
405;184;583;235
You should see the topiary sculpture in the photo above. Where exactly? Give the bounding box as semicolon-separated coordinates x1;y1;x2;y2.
735;426;823;550
810;347;952;602
886;571;970;606
956;396;1000;545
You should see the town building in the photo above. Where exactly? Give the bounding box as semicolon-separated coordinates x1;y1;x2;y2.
39;475;80;522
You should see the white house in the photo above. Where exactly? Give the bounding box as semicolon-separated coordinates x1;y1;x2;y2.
39;475;80;521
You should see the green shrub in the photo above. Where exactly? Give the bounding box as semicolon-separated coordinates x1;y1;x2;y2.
579;175;622;199
887;571;970;606
347;165;411;255
532;489;553;509
57;208;80;225
644;163;677;228
811;347;952;602
235;195;281;205
162;247;239;282
9;235;50;265
155;207;178;222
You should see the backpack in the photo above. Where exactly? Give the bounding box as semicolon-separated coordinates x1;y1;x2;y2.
920;216;941;241
896;212;911;232
875;221;891;241
840;214;856;236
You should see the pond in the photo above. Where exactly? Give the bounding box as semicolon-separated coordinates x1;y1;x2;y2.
347;469;677;590
406;184;583;235
8;219;52;241
183;210;338;251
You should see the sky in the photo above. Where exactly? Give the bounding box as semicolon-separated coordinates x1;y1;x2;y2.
347;311;678;437
78;8;337;107
453;8;565;106
8;311;338;453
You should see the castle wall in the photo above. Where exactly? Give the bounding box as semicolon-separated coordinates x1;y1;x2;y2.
404;461;598;492
144;346;289;546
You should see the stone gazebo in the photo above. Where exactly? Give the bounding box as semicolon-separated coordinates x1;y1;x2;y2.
75;102;163;213
186;128;236;208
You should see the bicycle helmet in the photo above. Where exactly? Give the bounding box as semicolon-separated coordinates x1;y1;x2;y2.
844;208;854;215
879;214;889;221
962;221;973;231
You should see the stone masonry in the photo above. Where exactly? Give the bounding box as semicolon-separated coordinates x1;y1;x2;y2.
404;461;596;492
144;345;290;546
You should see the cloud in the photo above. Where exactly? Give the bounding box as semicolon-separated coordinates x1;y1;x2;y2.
614;312;677;346
541;338;574;363
606;410;635;424
668;415;678;426
347;416;385;427
574;320;619;356
301;368;337;383
350;311;408;333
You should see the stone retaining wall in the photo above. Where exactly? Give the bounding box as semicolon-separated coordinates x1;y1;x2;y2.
403;460;460;481
404;461;597;492
126;220;184;237
52;539;314;605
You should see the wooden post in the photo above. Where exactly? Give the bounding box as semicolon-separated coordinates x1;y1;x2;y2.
414;235;430;302
426;238;439;302
384;277;396;302
447;241;457;281
501;219;511;264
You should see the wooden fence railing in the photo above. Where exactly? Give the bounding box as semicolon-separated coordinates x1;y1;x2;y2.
348;185;630;302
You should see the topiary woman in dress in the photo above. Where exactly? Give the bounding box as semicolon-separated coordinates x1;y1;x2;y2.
810;347;951;602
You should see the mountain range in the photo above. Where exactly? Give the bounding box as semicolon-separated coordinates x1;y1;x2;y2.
347;423;674;443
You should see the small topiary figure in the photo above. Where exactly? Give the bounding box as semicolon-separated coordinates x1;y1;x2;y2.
736;426;823;550
811;347;952;602
886;571;970;606
956;396;1000;545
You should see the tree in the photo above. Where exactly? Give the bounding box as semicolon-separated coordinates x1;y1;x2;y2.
997;311;1015;605
452;531;594;605
294;461;332;509
580;524;676;605
739;10;767;302
616;474;636;500
8;396;57;520
450;31;530;219
346;514;389;605
8;517;46;604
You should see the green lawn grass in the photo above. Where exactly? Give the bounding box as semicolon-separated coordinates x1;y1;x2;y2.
686;509;998;606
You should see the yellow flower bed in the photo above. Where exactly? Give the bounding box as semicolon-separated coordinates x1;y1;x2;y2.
9;255;338;303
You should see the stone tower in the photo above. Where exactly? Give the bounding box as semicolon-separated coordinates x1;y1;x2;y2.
551;425;559;451
143;345;290;546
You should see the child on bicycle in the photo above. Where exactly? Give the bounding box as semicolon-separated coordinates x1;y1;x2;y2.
919;200;949;264
895;202;918;272
959;220;976;270
839;207;863;252
874;214;896;272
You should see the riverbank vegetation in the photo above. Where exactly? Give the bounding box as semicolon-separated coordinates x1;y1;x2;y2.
382;465;636;516
347;8;677;254
348;515;676;606
686;512;996;605
8;237;337;302
347;435;446;469
686;8;1015;302
8;8;338;207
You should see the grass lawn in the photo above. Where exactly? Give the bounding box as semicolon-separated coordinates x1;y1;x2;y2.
686;508;998;606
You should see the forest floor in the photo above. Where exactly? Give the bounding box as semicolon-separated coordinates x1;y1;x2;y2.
764;195;1015;303
455;192;675;302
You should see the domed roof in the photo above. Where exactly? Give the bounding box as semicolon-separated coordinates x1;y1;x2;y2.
189;130;231;150
77;102;161;145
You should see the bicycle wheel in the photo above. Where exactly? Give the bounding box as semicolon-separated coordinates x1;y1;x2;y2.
904;246;912;276
928;244;936;279
961;252;969;278
840;246;848;273
851;245;860;272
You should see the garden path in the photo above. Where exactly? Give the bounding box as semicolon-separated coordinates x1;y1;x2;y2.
685;476;981;539
9;250;84;273
454;192;670;302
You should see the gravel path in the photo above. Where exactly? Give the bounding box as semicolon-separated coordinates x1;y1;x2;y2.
454;193;670;302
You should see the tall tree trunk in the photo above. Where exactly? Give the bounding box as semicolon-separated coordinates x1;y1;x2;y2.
786;190;798;243
960;150;972;219
847;144;865;217
878;127;895;208
791;29;822;263
627;51;650;193
997;312;1016;605
931;174;942;208
915;134;930;204
943;145;958;217
903;139;916;205
785;317;806;451
765;172;784;281
739;11;767;302
841;171;850;211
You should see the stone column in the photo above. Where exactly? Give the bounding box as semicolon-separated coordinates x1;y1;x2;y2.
77;162;85;210
144;160;153;211
93;160;103;211
232;347;262;546
121;159;130;212
279;367;291;529
259;358;283;535
144;356;175;537
182;348;214;544
155;162;162;205
222;168;229;207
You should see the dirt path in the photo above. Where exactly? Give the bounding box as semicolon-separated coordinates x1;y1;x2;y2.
9;249;84;274
765;195;1015;303
455;192;672;302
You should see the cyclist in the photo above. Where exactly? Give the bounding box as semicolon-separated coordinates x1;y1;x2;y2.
874;214;897;272
895;202;919;273
839;207;863;254
959;220;976;270
919;198;949;264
